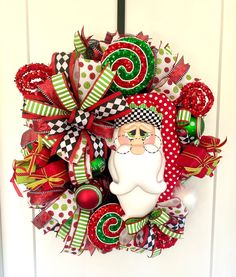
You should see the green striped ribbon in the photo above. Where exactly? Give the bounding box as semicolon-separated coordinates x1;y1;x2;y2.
177;109;191;126
42;135;56;148
52;74;78;111
126;209;182;239
71;209;90;249
73;153;88;184
126;217;149;235
120;245;145;254
74;31;86;55
150;210;182;239
149;209;169;225
21;148;30;157
149;248;161;258
23;99;68;117
80;65;115;110
57;218;72;240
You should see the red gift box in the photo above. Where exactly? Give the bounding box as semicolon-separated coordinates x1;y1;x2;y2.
27;160;70;190
177;145;221;178
24;141;51;168
199;135;227;154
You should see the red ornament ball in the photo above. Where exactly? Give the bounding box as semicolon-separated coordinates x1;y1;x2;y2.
75;182;103;210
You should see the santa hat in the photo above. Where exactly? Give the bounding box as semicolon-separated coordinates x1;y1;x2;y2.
114;93;163;129
115;92;181;202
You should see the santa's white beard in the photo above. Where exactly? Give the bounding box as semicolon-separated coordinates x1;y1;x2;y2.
108;145;167;219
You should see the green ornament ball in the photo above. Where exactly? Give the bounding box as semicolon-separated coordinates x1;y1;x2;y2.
91;157;106;176
183;116;205;140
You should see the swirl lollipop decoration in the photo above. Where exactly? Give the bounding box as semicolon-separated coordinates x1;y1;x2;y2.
101;37;155;95
15;63;52;96
88;204;125;252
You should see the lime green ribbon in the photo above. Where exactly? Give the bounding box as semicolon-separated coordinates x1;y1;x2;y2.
58;208;90;253
176;109;191;126
125;209;182;239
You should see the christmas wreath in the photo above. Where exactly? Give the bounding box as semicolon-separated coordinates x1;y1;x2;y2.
11;29;226;257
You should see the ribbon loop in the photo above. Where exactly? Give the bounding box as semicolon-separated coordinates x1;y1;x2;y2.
176;109;191;126
125;217;149;235
149;209;169;225
125;208;182;240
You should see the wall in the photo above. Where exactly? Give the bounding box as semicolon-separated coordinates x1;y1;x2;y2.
0;0;235;276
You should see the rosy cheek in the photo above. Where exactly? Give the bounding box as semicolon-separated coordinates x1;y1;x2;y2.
118;136;131;145
144;135;155;144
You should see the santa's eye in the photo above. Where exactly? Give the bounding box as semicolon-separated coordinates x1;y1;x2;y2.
140;129;149;139
127;130;136;138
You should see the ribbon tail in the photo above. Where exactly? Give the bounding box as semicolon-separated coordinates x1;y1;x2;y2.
148;247;162;258
69;153;89;185
74;30;87;56
70;209;91;250
158;225;182;239
168;56;190;84
58;209;90;254
10;174;23;197
184;166;203;176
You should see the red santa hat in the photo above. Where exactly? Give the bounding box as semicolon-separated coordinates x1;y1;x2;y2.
115;92;181;201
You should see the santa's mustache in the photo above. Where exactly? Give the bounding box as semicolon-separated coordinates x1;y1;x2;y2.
109;145;166;196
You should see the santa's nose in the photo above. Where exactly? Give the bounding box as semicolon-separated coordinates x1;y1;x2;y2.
130;137;145;155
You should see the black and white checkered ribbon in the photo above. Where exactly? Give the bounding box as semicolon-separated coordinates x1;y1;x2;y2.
48;110;91;136
47;94;130;161
135;227;156;251
52;52;74;88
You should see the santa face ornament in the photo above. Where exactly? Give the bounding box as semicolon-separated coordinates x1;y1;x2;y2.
109;121;167;219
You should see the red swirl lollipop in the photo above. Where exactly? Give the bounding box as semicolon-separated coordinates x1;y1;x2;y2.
176;81;214;117
15;63;52;96
101;37;155;95
88;203;125;252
